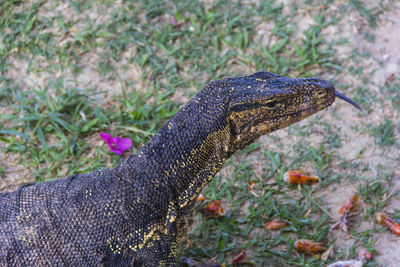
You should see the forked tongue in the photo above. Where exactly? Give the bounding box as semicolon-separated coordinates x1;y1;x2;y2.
334;91;364;113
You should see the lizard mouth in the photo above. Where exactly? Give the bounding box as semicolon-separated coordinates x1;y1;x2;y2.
334;91;363;112
279;91;358;120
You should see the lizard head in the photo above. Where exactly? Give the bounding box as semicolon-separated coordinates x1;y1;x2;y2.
227;72;361;150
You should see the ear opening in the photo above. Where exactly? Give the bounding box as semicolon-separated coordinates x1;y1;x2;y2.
228;114;239;139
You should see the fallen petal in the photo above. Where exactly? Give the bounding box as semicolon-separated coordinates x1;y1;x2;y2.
264;220;288;230
100;133;132;155
232;250;245;264
99;132;112;142
114;137;133;151
110;146;123;155
357;248;372;261
338;195;359;215
295;239;327;254
197;194;205;202
283;170;319;185
199;200;226;218
376;212;400;236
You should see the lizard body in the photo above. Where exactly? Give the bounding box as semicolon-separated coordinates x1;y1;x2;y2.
0;71;359;266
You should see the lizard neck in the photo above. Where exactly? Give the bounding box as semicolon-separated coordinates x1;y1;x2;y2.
128;87;233;209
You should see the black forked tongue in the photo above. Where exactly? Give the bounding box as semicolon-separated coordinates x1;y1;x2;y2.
334;91;364;113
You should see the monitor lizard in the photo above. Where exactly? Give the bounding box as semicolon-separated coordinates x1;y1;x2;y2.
0;71;361;266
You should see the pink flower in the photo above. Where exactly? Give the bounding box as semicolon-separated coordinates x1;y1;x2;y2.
99;132;132;155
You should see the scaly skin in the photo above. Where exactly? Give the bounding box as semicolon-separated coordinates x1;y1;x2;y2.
0;72;338;266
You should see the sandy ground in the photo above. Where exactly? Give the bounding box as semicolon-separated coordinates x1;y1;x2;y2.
328;4;400;266
265;2;400;265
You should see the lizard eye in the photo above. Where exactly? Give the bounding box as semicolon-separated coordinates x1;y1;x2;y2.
266;101;277;108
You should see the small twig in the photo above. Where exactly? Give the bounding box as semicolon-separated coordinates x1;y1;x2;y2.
4;169;26;173
117;126;154;136
312;199;335;220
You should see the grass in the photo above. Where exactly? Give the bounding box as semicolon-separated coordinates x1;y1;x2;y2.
0;0;398;266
